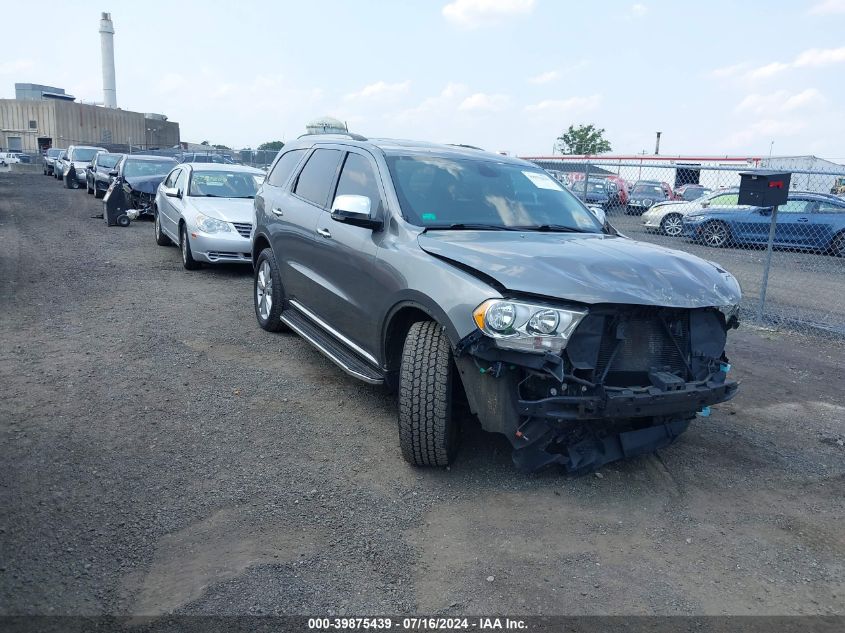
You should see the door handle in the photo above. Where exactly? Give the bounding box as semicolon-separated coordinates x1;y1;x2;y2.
796;217;809;222
271;207;284;217
317;227;332;238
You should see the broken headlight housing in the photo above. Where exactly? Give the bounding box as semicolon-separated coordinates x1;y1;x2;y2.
473;299;587;353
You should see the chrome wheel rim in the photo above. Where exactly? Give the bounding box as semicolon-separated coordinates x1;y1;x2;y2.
663;214;683;237
181;230;188;262
155;214;160;237
256;261;273;320
703;223;726;247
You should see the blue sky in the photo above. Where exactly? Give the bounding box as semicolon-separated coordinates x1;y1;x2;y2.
2;0;844;158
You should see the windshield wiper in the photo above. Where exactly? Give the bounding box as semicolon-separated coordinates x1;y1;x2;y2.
425;223;520;231
516;224;595;233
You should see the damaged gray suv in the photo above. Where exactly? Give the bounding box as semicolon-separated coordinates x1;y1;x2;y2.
251;135;741;473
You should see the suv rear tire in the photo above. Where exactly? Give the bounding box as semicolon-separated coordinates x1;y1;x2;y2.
398;321;460;467
253;248;288;332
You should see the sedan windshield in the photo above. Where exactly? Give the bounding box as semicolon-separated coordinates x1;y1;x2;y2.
97;154;121;169
189;171;260;198
386;155;603;232
123;160;176;178
572;180;608;194
633;184;664;196
72;148;99;162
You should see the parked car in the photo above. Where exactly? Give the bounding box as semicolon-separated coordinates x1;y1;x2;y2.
626;180;672;214
673;184;711;201
85;152;123;198
153;163;265;269
44;149;64;175
642;188;740;237
53;150;68;179
0;152;21;166
603;175;629;208
106;155;178;220
682;192;845;255
570;178;611;209
178;152;236;164
251;135;741;474
60;145;107;189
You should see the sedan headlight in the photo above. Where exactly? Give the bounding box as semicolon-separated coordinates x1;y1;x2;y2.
195;213;231;233
472;299;587;353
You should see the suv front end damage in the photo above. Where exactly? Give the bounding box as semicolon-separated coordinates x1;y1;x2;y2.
455;304;739;474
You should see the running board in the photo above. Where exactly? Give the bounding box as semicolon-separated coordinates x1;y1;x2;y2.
280;308;384;385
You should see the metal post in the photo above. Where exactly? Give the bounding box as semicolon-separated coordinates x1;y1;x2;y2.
757;204;779;321
583;159;590;192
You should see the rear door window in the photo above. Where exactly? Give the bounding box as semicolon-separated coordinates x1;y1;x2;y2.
293;149;343;207
267;149;307;188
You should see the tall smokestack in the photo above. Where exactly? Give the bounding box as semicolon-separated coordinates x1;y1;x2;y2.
99;12;117;108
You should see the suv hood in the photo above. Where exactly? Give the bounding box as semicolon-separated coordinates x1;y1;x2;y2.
418;231;741;308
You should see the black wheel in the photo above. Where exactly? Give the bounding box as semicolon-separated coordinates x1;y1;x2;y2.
701;221;730;248
830;233;845;257
65;174;79;189
253;248;287;332
86;178;93;194
660;213;684;237
116;214;131;228
94;183;104;199
154;209;171;246
43;167;47;175
398;321;460;467
180;223;200;270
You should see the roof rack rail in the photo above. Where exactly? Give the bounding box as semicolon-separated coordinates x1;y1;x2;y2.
297;132;369;142
447;143;484;151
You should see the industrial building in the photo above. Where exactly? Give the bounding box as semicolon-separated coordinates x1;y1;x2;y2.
0;97;180;153
0;12;179;153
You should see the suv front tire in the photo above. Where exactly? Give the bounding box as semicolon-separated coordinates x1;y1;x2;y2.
254;248;288;332
398;321;460;467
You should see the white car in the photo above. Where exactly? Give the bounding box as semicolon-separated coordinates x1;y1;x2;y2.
0;152;22;166
641;188;739;237
59;145;108;188
153;163;265;270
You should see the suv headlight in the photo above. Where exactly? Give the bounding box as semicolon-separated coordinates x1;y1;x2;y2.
472;299;587;353
195;213;231;233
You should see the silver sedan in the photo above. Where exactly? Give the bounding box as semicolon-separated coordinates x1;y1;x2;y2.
153;163;265;269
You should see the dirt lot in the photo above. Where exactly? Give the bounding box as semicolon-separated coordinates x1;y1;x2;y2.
1;172;843;617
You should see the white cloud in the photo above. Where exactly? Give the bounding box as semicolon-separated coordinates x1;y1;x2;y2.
524;94;602;115
344;80;410;101
395;83;469;121
793;46;845;67
735;89;825;114
0;59;34;75
808;0;845;15
725;118;808;148
442;0;535;28
458;92;510;112
527;70;559;84
747;61;790;79
707;63;749;79
630;3;648;17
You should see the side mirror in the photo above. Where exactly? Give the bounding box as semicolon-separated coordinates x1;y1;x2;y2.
700;200;710;208
587;205;606;225
330;194;382;230
163;186;181;198
108;169;118;177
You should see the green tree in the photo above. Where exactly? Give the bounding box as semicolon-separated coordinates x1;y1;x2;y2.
212;144;231;150
258;141;285;151
555;124;612;155
200;140;210;146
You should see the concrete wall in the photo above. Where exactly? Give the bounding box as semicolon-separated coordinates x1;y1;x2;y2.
0;99;180;152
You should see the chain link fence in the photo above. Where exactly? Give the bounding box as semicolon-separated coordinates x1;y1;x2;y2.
530;156;845;338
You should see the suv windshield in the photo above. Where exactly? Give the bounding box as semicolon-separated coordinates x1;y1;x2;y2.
47;149;62;157
72;148;99;162
189;170;260;198
386;155;602;232
123;159;176;178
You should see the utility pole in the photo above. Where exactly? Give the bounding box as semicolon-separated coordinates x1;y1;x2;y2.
655;132;662;155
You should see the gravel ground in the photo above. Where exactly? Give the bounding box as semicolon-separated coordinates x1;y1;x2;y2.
1;172;843;617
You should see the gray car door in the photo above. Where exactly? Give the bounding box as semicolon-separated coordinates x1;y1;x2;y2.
269;148;343;303
306;150;385;357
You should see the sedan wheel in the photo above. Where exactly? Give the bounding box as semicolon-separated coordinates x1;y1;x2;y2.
831;233;845;258
661;213;684;237
180;224;200;270
702;221;729;247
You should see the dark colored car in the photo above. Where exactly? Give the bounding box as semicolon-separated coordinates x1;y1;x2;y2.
569;178;611;208
251;135;742;474
43;148;64;175
673;184;711;201
105;155;178;219
682;192;845;256
626;180;672;214
179;152;236;164
86;152;124;198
